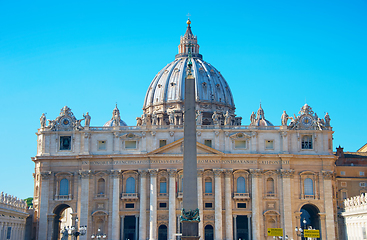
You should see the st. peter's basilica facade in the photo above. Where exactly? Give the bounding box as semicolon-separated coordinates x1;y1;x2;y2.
32;20;337;240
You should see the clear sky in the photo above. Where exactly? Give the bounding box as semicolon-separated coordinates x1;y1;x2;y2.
0;0;366;199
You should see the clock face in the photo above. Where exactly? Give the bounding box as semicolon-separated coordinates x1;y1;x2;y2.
62;118;70;126
301;116;312;126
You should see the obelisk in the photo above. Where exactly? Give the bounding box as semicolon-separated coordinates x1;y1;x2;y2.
181;39;200;239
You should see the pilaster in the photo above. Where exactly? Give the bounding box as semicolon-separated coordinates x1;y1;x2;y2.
78;170;91;240
322;171;336;239
279;169;294;238
197;169;204;239
110;170;121;240
38;171;51;240
213;169;223;240
149;169;158;240
224;169;233;240
250;169;262;240
168;169;177;240
139;170;148;240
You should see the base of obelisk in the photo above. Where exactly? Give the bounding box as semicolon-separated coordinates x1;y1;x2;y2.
182;222;200;240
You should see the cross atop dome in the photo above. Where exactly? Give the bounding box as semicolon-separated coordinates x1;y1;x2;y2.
176;18;202;59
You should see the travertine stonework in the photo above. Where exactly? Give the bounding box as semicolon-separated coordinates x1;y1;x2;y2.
32;20;338;240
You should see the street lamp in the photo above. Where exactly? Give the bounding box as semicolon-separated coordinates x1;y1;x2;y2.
295;219;307;240
91;228;107;239
65;217;87;240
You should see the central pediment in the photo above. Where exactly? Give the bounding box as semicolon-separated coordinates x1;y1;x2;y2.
148;138;223;155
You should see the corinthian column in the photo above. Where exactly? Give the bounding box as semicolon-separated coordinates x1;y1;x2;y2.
168;169;177;240
78;170;91;240
280;169;294;238
139;170;148;240
110;170;121;240
149;169;158;240
197;170;204;239
224;170;233;240
38;171;51;240
322;171;336;239
250;169;262;240
214;169;223;240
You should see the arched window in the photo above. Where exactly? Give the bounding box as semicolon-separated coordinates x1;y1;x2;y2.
97;178;105;194
267;178;275;194
160;177;167;194
205;177;212;193
59;178;69;196
304;178;314;195
126;177;135;193
237;177;246;193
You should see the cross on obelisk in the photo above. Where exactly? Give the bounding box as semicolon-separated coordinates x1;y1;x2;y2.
180;42;200;239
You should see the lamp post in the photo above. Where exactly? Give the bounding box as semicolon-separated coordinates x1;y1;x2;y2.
295;219;307;240
91;228;107;239
65;217;87;240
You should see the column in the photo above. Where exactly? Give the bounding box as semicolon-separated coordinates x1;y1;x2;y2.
121;216;124;240
168;169;177;240
197;170;204;239
47;214;55;240
135;215;139;240
139;170;148;240
224;170;233;240
78;170;91;240
38;171;51;240
250;169;262;240
280;169;294;237
233;215;237;240
319;213;327;240
248;215;252;240
214;169;223;240
111;170;121;240
149;169;158;240
322;171;336;239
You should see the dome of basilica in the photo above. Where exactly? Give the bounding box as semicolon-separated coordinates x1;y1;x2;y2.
140;20;241;126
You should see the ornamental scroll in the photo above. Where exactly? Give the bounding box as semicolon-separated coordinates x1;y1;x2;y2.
180;208;200;223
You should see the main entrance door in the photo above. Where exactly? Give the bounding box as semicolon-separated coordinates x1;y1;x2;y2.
204;225;214;240
158;225;168;240
237;215;249;240
123;216;136;240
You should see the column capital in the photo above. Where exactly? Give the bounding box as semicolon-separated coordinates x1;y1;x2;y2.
197;169;204;177
138;169;148;177
279;169;295;178
110;170;121;178
294;211;302;219
149;169;158;177
249;169;263;178
322;170;334;180
79;170;92;179
213;169;223;177
40;171;52;180
318;212;326;220
168;169;177;177
224;169;233;177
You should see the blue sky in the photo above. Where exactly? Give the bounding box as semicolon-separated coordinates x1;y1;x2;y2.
0;0;366;199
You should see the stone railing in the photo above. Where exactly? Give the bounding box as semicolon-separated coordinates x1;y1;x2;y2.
0;192;27;212
344;193;367;212
54;194;73;201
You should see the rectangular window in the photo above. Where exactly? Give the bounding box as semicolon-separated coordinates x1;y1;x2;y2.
265;140;274;149
340;171;346;176
301;135;313;149
205;181;212;193
159;202;167;208
360;182;366;187
160;182;167;194
342;191;347;200
60;136;71;150
159;140;167;147
360;171;365;176
204;140;212;148
235;140;246;149
204;202;213;208
125;140;137;149
125;203;134;209
237;203;247;209
7;227;11;239
98;140;107;150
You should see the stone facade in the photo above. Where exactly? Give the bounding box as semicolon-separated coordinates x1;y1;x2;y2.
0;192;29;240
32;20;338;240
342;193;367;239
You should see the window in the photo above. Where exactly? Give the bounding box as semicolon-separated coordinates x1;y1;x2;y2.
204;140;212;148
236;177;246;193
159;202;167;208
126;177;135;193
265;140;274;149
341;182;347;187
59;178;69;196
342;191;347;200
237;203;246;208
266;178;275;194
60;136;71;150
159;140;167;147
340;171;346;176
205;178;212;193
301;135;312;149
360;182;366;188
204;202;213;208
125;203;134;209
125;140;137;149
235;140;246;149
98;141;107;150
304;178;314;195
97;178;105;195
360;172;365;176
160;177;167;193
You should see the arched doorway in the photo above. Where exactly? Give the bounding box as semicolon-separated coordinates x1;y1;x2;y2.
52;204;72;240
204;225;214;240
300;204;320;239
158;225;167;240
